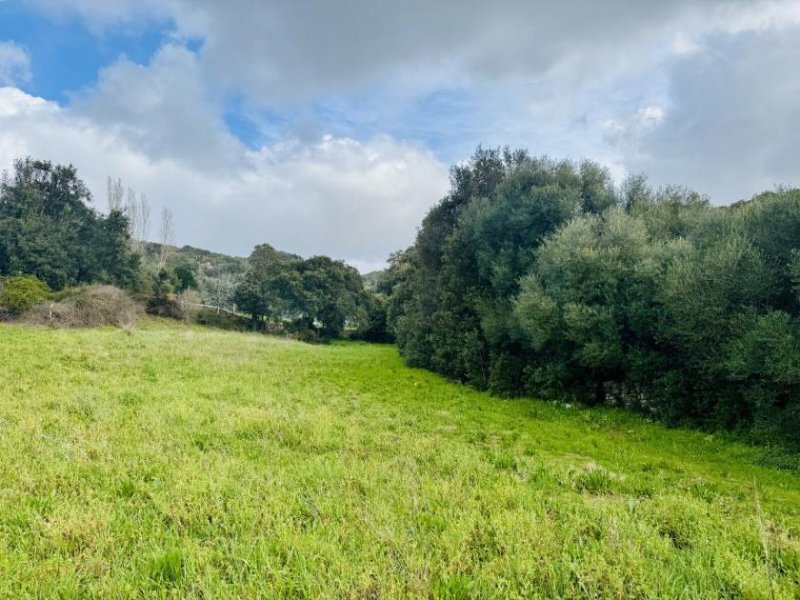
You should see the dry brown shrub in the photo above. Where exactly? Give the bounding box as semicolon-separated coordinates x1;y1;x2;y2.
21;285;142;329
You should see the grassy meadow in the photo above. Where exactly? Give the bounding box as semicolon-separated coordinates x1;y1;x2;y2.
0;321;798;598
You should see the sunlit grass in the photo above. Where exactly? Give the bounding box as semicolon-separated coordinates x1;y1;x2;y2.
0;321;798;598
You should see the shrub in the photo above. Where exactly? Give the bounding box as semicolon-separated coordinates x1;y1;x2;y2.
145;269;185;320
0;275;50;315
146;295;185;320
574;465;614;494
21;285;142;328
284;318;321;343
194;308;250;331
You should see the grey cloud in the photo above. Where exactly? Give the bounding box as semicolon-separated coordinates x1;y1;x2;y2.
617;28;800;203
69;45;242;173
30;0;767;103
178;0;755;103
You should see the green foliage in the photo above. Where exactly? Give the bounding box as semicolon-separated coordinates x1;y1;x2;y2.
193;308;250;331
173;264;198;292
0;275;50;314
0;323;798;597
298;255;366;338
233;244;297;324
387;146;800;444
353;291;393;342
138;242;249;313
0;158;140;291
145;549;184;583
390;147;619;391
234;244;368;339
145;269;183;319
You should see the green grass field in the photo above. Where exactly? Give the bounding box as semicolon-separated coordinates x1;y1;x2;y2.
0;322;798;598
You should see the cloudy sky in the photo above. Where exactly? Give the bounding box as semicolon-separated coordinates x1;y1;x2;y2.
1;0;798;270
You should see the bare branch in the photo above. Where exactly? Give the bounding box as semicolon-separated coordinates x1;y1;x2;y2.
106;177;124;213
158;207;175;268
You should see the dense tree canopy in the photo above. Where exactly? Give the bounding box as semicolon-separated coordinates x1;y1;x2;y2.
384;147;800;445
235;244;368;339
0;158;140;291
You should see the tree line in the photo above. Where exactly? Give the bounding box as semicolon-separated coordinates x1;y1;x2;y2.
233;244;373;340
5;152;798;445
379;147;800;445
0;157;379;339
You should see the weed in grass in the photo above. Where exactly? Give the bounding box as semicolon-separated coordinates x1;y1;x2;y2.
573;466;614;495
430;574;482;600
488;451;518;471
116;478;137;499
688;477;719;503
145;548;184;583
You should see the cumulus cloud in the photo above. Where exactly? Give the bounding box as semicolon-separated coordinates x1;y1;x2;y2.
0;42;31;86
9;0;800;263
0;87;449;270
70;44;240;173
603;107;665;147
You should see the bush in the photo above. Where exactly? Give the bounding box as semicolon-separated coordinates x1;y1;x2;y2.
194;308;250;331
284;318;321;343
145;269;185;320
0;275;50;315
146;295;185;320
21;285;142;328
387;147;800;446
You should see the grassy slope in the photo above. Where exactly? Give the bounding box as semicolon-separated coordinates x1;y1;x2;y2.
0;323;798;599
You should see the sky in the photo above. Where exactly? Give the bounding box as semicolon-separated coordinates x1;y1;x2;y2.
0;0;799;271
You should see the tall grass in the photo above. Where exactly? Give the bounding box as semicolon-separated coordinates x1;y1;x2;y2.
0;322;798;598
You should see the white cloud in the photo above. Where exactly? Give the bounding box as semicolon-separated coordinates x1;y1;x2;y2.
0;86;449;270
8;0;800;262
671;33;701;57
70;44;240;173
0;42;31;86
603;106;666;146
709;0;800;35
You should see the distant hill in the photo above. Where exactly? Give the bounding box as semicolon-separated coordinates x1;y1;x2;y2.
140;242;248;311
361;270;386;292
141;242;248;275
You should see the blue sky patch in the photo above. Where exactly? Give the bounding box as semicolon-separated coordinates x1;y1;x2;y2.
0;1;168;102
